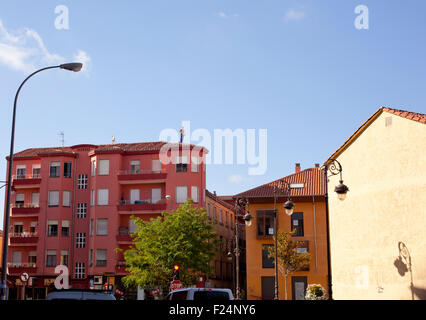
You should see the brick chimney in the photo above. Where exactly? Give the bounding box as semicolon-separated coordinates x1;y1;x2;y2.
315;163;320;168
295;163;301;173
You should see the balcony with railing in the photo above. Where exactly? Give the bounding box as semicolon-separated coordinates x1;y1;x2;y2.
117;169;167;184
12;174;41;188
116;227;134;243
117;199;167;213
9;232;39;245
11;203;40;216
7;262;37;274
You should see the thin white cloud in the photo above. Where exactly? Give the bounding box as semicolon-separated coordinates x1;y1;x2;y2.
0;18;90;75
228;174;245;184
215;12;239;19
73;49;91;76
283;9;306;22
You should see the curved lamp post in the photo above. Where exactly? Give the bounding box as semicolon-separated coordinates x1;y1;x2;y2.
323;158;349;300
229;197;252;299
272;179;294;300
1;63;83;300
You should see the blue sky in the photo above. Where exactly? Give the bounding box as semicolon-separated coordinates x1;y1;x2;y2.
1;1;426;228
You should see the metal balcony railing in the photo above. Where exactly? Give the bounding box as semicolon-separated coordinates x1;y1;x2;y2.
10;232;38;238
7;262;37;268
118;169;165;175
11;203;40;209
117;199;167;205
12;173;41;180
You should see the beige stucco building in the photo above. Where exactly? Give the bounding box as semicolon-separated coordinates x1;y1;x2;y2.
325;107;426;300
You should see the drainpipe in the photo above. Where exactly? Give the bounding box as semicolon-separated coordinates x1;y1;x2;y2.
312;196;318;272
70;156;77;287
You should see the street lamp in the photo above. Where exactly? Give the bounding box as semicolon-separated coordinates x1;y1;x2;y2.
231;197;252;300
1;63;83;300
323;158;349;300
272;179;294;300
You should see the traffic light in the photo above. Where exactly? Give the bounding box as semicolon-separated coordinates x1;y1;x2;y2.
173;265;180;280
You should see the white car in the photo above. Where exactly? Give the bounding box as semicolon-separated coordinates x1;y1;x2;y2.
166;288;234;301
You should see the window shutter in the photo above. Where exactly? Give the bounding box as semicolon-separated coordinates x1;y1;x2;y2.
96;219;108;235
15;193;25;202
191;186;199;203
176;186;187;203
49;191;59;206
98;160;109;175
97;189;109;205
151;188;161;203
63;191;71;206
62;220;70;228
152;159;161;172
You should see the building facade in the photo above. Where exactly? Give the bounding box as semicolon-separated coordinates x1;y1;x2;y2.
205;190;243;294
3;141;207;299
325;107;426;300
235;165;328;300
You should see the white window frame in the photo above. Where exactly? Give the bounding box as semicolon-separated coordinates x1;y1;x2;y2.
75;262;85;279
91;159;96;176
97;189;109;206
176;186;187;204
191;186;199;203
48;191;60;207
77;203;87;218
151;188;162;204
152;159;161;173
191;156;199;173
98;159;110;176
96;218;108;236
62;191;71;207
76;233;86;248
90;190;95;206
95;249;107;267
130;189;140;204
78;174;88;189
130;160;140;174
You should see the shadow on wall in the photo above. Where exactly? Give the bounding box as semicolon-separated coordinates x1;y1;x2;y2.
393;242;426;300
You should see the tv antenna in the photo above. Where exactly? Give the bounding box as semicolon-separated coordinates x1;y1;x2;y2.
58;131;65;147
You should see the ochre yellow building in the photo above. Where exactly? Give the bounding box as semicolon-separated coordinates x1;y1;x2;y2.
235;165;328;300
325;107;426;300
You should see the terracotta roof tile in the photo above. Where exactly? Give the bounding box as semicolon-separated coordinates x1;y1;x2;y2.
382;107;426;124
234;167;325;199
12;141;206;158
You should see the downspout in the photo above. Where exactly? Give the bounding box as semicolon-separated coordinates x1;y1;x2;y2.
312;196;318;272
70;156;77;285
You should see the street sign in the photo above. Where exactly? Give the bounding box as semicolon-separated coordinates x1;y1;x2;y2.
20;272;29;283
170;280;183;291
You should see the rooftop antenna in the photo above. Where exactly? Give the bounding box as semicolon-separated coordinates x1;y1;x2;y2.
179;127;185;143
112;136;116;144
58;131;65;147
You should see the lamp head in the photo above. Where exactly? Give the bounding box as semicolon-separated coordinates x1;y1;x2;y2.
243;213;252;227
335;180;349;201
284;200;295;216
59;62;83;72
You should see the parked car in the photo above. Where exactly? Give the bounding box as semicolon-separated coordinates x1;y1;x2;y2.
166;288;234;301
46;289;116;300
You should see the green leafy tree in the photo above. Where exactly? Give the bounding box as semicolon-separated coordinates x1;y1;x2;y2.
120;200;219;294
268;229;311;300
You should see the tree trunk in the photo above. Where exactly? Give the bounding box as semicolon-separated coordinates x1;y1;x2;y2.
284;274;288;300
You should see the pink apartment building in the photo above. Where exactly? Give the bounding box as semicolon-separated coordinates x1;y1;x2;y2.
3;141;207;299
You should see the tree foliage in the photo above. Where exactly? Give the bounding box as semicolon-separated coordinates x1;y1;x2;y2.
120;200;219;292
268;229;311;299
